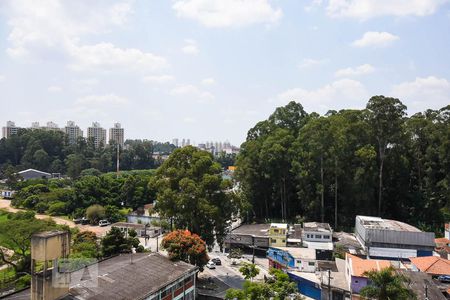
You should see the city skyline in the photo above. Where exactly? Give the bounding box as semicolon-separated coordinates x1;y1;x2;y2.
1;1;449;145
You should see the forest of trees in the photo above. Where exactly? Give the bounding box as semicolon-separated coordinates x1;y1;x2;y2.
236;96;450;232
0;129;175;178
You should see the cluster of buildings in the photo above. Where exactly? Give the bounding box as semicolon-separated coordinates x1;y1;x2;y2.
172;138;240;155
2;121;124;148
226;216;450;299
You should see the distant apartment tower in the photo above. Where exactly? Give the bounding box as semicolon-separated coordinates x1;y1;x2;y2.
172;138;179;147
109;123;124;147
87;122;106;148
2;121;19;138
44;121;59;132
64;121;83;144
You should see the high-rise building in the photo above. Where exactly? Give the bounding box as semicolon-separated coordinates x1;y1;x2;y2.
64;121;83;144
181;138;186;147
172;138;179;147
31;122;40;129
186;139;191;146
109;122;124;147
44;121;60;132
2;121;19;138
87;122;106;148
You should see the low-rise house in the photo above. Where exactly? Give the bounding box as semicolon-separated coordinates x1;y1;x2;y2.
410;256;450;277
17;168;52;180
111;222;161;238
355;215;435;259
0;190;15;199
267;247;317;272
224;224;270;253
399;270;447;300
345;253;391;294
269;223;288;247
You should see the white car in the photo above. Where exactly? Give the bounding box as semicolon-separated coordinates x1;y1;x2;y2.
206;261;216;269
99;220;110;227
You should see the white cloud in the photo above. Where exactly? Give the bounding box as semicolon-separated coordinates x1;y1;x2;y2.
142;75;175;84
352;31;399;47
0;75;5;82
335;64;375;77
305;0;323;12
298;58;328;68
181;39;199;55
5;0;166;72
391;76;450;111
201;78;216;85
47;85;63;92
276;79;369;113
327;0;449;19
169;84;215;102
172;0;282;28
183;117;197;123
76;94;129;105
68;42;167;72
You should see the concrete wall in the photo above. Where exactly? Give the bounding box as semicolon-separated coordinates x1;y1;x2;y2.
350;276;368;294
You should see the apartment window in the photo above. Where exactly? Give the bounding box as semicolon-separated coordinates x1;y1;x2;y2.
308;262;315;266
274;229;279;233
271;239;277;243
282;239;285;243
324;235;330;239
315;235;321;239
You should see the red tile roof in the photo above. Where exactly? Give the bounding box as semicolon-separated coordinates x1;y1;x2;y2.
410;256;450;276
435;238;450;247
346;253;391;277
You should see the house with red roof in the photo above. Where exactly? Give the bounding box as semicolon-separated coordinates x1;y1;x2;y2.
410;256;450;276
345;253;391;294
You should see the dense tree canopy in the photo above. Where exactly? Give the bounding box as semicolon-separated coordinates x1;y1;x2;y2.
237;99;450;231
152;146;238;247
360;267;416;300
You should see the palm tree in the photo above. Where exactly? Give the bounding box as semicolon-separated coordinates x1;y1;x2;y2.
360;267;416;300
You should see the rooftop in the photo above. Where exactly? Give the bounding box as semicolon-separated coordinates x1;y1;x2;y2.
231;224;270;237
270;223;288;229
303;222;332;233
4;253;197;300
346;253;391;277
398;270;447;300
273;247;316;260
436;238;450;246
111;222;160;230
410;256;450;276
17;168;51;176
357;215;421;232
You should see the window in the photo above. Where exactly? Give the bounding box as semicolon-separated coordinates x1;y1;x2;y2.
271;239;277;243
308;262;315;266
274;229;279;233
324;235;330;239
282;239;285;243
355;280;359;284
315;235;321;239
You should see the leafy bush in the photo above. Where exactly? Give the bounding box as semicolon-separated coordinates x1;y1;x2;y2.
86;204;105;224
35;202;49;213
47;201;67;216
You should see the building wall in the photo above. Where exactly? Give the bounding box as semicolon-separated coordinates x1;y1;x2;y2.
20;170;51;180
269;237;287;247
303;230;332;242
350;276;368;294
288;272;321;300
446;224;450;240
146;271;196;300
267;248;295;269
294;258;316;273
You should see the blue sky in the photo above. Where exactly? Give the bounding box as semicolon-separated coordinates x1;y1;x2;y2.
0;0;449;145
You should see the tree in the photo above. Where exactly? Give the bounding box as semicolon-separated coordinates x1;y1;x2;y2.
161;230;208;270
101;227;130;257
72;231;99;258
152;146;236;247
366;96;407;216
360;267;416;300
0;213;59;273
86;204;106;224
239;263;260;281
225;268;302;300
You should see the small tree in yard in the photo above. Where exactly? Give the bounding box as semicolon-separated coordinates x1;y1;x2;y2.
360;267;416;300
101;227;130;257
161;230;208;270
239;263;259;281
86;204;105;224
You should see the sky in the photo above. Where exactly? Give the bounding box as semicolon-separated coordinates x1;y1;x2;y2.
0;0;449;146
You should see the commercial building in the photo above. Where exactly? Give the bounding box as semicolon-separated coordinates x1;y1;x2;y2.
18;168;52;180
109;122;124;147
87;122;107;149
267;247;317;273
2;121;19;138
224;223;270;253
64;121;83;144
355;215;435;259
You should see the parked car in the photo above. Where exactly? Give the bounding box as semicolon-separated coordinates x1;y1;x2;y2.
211;258;221;265
99;220;111;227
438;275;450;283
206;261;216;269
73;217;89;225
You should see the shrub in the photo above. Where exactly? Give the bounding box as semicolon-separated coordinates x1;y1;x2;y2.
47;201;67;216
35;202;49;213
86;205;105;224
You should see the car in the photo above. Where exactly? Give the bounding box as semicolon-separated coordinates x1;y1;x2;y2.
438;275;450;283
211;258;221;265
73;217;89;225
206;261;216;269
99;220;111;227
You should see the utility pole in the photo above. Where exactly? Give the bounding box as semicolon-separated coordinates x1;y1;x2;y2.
156;234;159;252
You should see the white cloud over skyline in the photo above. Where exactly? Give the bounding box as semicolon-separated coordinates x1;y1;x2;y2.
335;64;375;77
